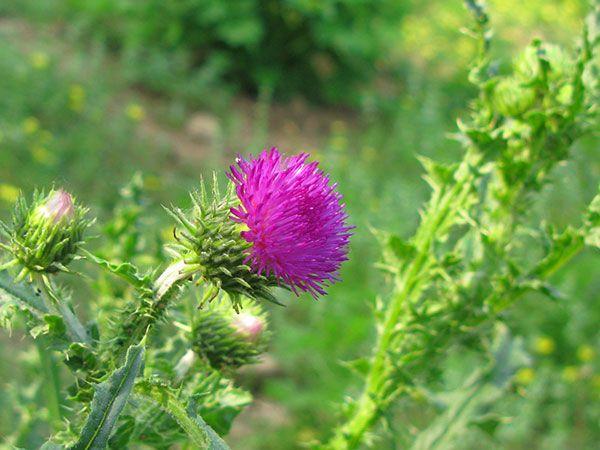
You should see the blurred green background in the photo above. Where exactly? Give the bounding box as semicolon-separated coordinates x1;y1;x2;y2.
0;1;598;449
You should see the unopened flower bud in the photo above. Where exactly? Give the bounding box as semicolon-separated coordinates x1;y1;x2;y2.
192;298;269;370
0;189;91;277
232;313;264;342
35;189;75;224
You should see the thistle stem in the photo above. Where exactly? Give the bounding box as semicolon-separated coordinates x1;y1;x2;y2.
325;160;476;449
35;338;62;430
114;260;196;358
34;273;90;345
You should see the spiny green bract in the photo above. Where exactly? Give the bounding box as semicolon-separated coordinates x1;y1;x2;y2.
166;176;280;309
0;190;91;278
193;297;269;370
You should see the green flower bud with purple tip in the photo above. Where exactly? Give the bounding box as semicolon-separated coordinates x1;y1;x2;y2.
35;189;75;223
0;189;91;278
192;297;269;370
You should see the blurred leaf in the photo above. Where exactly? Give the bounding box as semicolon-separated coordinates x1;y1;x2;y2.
584;190;600;248
412;326;524;449
136;379;231;450
0;270;48;317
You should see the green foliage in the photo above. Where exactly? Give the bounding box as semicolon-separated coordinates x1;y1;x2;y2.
0;2;598;449
45;0;408;104
70;340;146;450
323;2;599;448
411;326;527;450
136;378;231;450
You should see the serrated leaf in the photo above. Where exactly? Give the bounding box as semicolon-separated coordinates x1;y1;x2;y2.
71;340;146;450
584;190;600;248
412;326;523;450
341;357;371;378
136;379;231;450
388;235;417;262
0;270;48;317
84;252;152;292
40;442;64;450
29;314;69;345
418;156;458;191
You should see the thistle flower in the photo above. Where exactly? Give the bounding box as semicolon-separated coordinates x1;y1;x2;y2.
192;298;269;369
228;148;352;298
0;189;90;277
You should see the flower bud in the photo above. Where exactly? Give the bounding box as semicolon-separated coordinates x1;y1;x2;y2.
166;177;280;309
0;189;91;277
231;312;264;342
35;189;75;224
192;298;269;370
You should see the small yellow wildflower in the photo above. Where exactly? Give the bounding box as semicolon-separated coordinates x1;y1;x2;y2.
330;135;347;151
23;117;40;135
143;175;162;191
0;184;20;204
562;365;579;383
69;84;86;112
534;336;555;355
30;51;49;70
126;103;145;121
515;367;535;385
577;345;595;363
296;428;317;443
31;146;56;165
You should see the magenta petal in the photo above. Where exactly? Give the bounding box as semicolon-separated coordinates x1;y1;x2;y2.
228;148;352;298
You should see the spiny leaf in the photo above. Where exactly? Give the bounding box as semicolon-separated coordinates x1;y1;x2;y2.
40;442;64;450
584;189;600;248
84;251;153;293
135;379;231;450
0;269;48;317
71;340;146;450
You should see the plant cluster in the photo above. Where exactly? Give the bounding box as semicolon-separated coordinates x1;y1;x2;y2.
0;2;598;449
322;1;599;448
0;150;352;449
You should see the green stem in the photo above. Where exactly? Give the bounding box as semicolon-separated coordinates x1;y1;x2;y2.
35;273;90;345
35;339;62;430
325;160;476;449
114;260;195;358
326;184;591;449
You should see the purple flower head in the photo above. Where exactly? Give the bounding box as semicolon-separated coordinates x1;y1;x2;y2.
228;148;352;298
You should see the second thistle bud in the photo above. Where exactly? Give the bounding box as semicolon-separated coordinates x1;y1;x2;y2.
0;189;90;277
192;297;269;370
